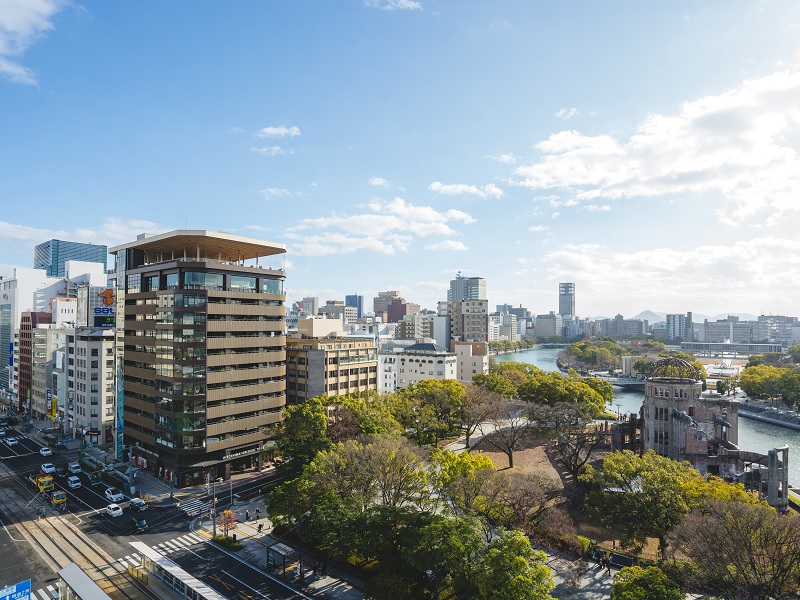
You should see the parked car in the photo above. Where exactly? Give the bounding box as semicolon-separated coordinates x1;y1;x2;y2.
105;487;124;502
106;504;123;517
129;498;147;512
129;517;148;533
39;447;52;456
40;463;56;474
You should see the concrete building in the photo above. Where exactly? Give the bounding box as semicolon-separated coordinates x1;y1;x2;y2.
110;230;287;486
752;315;798;346
34;239;107;278
439;300;488;343
452;341;489;385
448;272;486;302
558;282;575;317
301;296;319;316
665;314;686;341
65;327;115;445
395;312;434;341
535;312;563;339
373;291;401;322
396;342;457;389
639;357;788;512
387;298;420;323
703;316;752;344
286;332;377;404
596;314;648;338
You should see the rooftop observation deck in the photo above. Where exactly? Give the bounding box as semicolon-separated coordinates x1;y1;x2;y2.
109;230;286;269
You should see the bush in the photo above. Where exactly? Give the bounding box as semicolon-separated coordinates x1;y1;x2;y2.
576;536;592;556
213;534;242;551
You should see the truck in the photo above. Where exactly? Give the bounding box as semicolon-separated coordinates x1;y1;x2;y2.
28;473;55;493
50;490;67;510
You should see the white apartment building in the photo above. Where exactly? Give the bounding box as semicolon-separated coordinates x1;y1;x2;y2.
453;341;489;385
66;327;116;445
395;342;457;389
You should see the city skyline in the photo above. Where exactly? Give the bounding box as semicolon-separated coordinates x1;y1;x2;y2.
2;2;800;318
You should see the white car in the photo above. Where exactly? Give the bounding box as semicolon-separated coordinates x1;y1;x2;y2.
6;438;17;446
40;463;56;474
106;503;123;517
0;429;5;436
67;475;81;489
39;447;52;456
105;487;124;502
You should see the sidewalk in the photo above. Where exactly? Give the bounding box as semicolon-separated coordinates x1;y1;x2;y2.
76;443;366;599
443;432;614;600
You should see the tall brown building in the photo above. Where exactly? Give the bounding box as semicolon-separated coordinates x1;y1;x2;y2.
110;230;286;487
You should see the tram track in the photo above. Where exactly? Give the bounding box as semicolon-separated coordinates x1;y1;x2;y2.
0;465;157;599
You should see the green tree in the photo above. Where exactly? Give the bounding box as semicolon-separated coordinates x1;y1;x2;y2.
611;566;682;600
471;529;555;600
274;397;332;477
402;379;466;446
780;368;800;406
583;377;614;408
581;450;704;557
632;358;653;375
740;364;786;399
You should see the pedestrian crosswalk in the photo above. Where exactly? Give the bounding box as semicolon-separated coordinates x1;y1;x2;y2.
179;498;211;516
30;585;58;600
116;532;206;568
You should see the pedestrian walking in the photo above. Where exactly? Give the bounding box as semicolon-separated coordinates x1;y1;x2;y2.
245;509;250;521
257;523;263;534
255;507;261;519
605;557;611;575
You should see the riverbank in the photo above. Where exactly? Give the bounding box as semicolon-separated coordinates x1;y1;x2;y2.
738;401;800;432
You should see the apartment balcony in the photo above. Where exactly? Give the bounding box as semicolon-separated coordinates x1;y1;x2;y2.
125;381;156;397
206;431;270;451
125;365;154;381
124;350;156;364
123;411;154;430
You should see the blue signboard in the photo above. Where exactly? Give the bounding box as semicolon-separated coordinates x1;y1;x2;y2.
8;342;12;367
0;579;31;600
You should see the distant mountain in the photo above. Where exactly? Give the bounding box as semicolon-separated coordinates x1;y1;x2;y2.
630;310;664;323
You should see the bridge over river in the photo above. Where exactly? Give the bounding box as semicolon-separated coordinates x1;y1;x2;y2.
589;376;645;391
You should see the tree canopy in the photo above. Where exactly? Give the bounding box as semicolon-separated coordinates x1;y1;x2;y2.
611;566;682;600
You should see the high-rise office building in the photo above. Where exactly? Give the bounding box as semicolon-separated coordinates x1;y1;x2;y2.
34;239;107;278
110;230;287;486
448;272;486;302
345;294;364;319
558;283;575;317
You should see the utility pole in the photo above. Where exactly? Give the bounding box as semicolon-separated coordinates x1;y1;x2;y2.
209;473;217;538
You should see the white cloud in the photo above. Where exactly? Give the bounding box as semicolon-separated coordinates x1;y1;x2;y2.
584;204;611;212
528;225;548;232
256;126;301;138
368;177;389;187
260;187;294;198
0;0;66;85
514;63;800;226
555;107;580;119
286;197;474;256
486;153;518;164
364;0;422;10
429;181;504;199
543;236;800;316
251;146;285;156
0;218;165;254
425;240;468;251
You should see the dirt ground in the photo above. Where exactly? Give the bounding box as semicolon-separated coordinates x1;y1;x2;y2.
470;430;660;557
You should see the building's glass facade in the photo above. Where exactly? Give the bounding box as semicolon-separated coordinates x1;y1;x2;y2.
34;239;107;277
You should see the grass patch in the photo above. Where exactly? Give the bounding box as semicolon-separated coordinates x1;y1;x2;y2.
213;534;242;551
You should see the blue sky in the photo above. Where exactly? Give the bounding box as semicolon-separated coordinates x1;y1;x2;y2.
2;1;800;319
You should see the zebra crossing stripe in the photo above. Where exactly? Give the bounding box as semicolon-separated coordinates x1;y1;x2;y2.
176;535;194;545
35;589;51;600
163;541;180;550
46;585;57;598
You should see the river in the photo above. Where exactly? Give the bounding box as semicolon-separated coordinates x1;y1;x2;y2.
494;346;800;486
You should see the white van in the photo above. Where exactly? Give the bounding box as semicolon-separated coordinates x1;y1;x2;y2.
67;462;81;474
67;475;81;489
